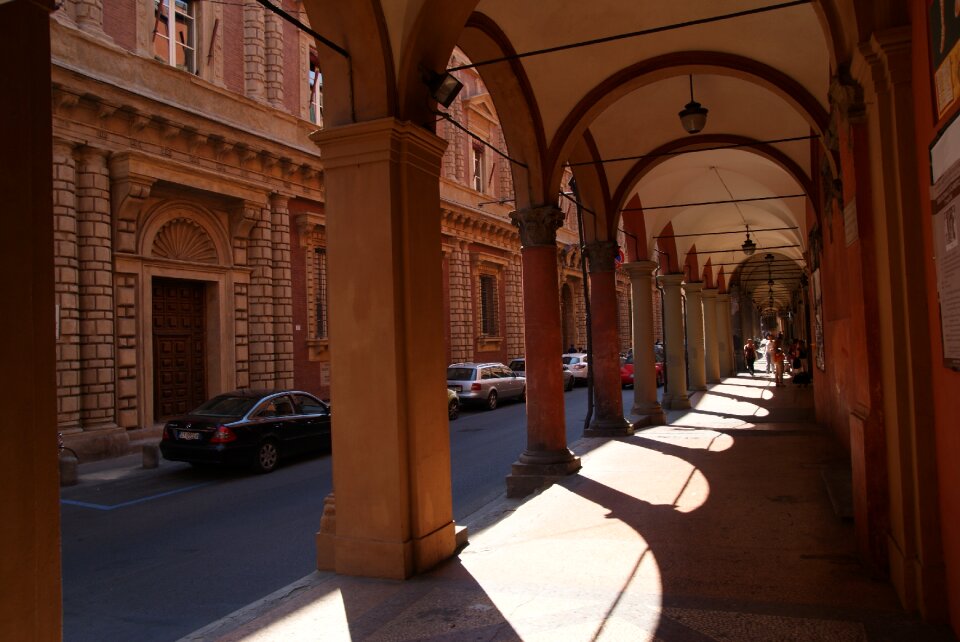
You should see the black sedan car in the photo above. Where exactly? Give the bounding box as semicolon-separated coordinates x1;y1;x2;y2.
160;390;331;473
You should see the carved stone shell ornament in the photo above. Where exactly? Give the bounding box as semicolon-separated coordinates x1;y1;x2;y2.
152;218;218;263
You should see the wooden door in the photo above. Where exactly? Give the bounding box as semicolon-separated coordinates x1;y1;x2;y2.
153;278;206;419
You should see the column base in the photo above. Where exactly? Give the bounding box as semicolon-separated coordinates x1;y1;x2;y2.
506;455;581;498
584;416;635;437
631;402;666;425
689;384;707;392
664;394;691;410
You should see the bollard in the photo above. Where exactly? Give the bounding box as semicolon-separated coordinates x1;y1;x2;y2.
142;444;160;469
59;451;79;487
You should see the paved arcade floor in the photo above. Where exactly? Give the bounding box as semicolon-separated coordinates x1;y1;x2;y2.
182;374;953;641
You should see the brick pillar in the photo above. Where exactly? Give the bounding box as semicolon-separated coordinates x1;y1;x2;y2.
623;260;665;424
243;2;266;101
265;11;284;108
115;273;138;428
53;139;82;433
685;281;707;391
658;273;690;409
584;240;632;437
506;206;580;497
447;240;473;363
247;203;275;386
76;147;118;430
271;194;294;388
702;288;721;383
504;254;525;359
311;118;455;579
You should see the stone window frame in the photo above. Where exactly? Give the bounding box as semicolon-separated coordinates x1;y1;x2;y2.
471;142;485;193
153;0;198;73
295;212;329;360
472;252;507;350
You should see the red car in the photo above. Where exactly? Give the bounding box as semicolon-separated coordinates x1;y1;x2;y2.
620;355;665;388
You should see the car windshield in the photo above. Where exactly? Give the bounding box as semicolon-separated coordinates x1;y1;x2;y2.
446;367;475;381
562;356;578;365
190;395;259;418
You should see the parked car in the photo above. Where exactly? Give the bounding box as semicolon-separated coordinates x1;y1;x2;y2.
446;362;526;410
620;355;665;388
562;353;589;384
159;389;331;473
508;358;576;391
447;388;460;420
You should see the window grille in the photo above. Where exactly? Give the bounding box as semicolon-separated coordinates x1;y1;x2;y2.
308;55;323;124
315;248;328;338
480;274;498;336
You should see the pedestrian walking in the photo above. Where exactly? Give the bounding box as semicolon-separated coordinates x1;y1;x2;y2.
773;347;786;386
743;339;757;376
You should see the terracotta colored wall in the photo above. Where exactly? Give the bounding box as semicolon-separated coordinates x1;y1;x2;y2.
282;9;300;116
222;5;244;94
912;0;960;629
103;0;135;51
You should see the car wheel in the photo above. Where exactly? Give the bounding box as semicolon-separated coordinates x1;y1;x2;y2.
486;390;498;411
448;398;459;421
565;376;574;391
252;440;279;473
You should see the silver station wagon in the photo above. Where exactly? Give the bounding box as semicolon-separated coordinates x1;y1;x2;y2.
446;362;526;410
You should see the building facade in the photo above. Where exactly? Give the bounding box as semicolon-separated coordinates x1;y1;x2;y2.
51;7;636;460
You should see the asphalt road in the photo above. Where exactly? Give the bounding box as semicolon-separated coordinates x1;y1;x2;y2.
60;385;642;641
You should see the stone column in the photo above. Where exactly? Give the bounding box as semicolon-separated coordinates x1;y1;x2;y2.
623;261;664;424
506;206;581;496
504;254;525;359
685;281;707;391
310;118;455;579
53;139;82;433
74;0;107;36
247;202;276;387
584;240;632;436
76;147;118;432
447;240;473;363
243;2;266;101
702;288;721;382
658;273;690;409
271;194;293;388
717;293;733;377
264;11;284;108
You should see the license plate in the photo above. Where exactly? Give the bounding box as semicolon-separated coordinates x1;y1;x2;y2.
178;431;201;441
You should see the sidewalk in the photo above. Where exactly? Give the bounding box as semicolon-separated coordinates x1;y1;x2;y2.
178;374;952;641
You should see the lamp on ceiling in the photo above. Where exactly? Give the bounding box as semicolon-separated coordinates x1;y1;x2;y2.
422;67;463;108
679;75;708;134
741;225;756;256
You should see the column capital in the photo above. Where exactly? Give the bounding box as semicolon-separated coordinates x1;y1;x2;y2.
684;281;704;294
76;145;110;166
657;273;684;288
584;240;619;273
621;259;658;278
509;205;564;248
270;192;291;210
701;287;719;299
309;117;447;171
